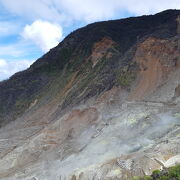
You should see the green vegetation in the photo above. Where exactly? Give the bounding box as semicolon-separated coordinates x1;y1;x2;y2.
152;169;161;177
116;60;137;87
132;176;142;180
43;64;59;76
14;97;36;116
60;47;72;61
131;176;152;180
144;176;153;180
37;47;73;76
168;165;180;179
118;71;136;87
131;164;180;180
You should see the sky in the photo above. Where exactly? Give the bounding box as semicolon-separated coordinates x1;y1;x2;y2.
0;0;179;81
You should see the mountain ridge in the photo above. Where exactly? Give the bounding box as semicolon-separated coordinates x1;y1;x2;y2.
0;9;179;180
0;9;179;127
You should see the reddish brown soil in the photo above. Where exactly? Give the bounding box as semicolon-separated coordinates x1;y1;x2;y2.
130;37;180;100
90;37;116;67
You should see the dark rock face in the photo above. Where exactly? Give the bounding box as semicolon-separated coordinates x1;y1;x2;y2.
0;70;49;126
0;9;179;126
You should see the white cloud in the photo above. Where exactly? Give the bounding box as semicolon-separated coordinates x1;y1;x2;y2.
0;59;34;81
0;21;22;36
0;0;64;23
0;40;41;58
0;44;26;57
21;20;63;52
0;0;180;23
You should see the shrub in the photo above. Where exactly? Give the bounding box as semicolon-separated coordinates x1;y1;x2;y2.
157;175;169;180
131;165;180;180
168;164;180;179
132;176;142;180
144;175;152;180
152;169;161;179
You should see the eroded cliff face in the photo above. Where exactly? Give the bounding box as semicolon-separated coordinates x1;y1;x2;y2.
130;36;180;100
0;10;179;180
89;37;116;67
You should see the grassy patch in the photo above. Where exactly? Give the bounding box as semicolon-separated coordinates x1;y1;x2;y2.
131;164;180;180
118;71;136;87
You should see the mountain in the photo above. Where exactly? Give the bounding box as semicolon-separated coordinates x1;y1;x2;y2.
0;9;179;180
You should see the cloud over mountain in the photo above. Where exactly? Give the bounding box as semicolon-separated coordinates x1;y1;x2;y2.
22;20;63;52
1;0;180;23
0;59;33;80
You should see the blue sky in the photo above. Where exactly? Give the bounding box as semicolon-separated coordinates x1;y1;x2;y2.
0;0;179;81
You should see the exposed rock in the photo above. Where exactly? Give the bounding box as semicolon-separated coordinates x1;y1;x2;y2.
89;37;116;67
